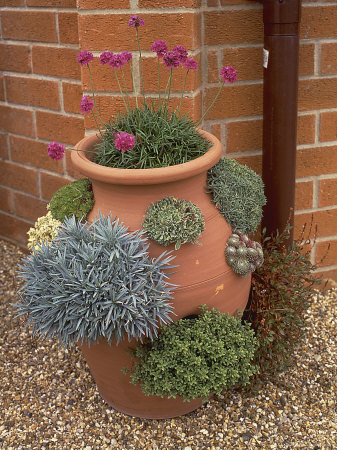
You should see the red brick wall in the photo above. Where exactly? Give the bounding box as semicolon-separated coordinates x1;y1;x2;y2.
0;0;336;284
0;0;83;245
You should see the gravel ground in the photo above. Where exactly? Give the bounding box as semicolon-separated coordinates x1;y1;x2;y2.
1;239;336;449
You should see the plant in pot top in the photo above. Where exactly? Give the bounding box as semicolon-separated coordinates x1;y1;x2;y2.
15;14;266;419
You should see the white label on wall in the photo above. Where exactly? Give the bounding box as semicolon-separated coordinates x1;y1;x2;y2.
263;48;269;68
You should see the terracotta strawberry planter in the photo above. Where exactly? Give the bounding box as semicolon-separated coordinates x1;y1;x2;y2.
71;130;251;419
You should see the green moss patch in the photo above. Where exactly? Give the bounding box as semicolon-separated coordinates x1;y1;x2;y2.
49;178;94;223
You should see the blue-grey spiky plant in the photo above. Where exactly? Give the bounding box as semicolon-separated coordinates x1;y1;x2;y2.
15;213;176;348
207;158;266;235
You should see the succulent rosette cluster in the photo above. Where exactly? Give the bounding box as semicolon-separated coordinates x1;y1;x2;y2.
225;231;264;278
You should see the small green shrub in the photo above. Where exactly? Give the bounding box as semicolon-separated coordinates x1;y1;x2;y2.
94;104;212;169
15;214;176;348
207;158;266;234
49;178;94;222
126;306;258;402
142;196;205;249
225;231;264;277
244;224;323;383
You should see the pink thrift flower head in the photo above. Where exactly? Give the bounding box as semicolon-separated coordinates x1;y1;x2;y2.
109;53;125;69
184;58;198;70
128;15;145;28
172;45;188;64
47;142;65;160
220;66;238;84
114;132;136;152
100;51;113;65
121;51;133;64
151;40;168;58
163;50;181;69
77;50;94;66
80;96;94;114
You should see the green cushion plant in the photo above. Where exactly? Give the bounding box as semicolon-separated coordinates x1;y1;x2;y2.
207;158;266;235
142;196;205;249
49;178;94;223
126;306;258;402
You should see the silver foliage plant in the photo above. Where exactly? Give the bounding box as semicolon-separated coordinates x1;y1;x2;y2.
15;214;177;348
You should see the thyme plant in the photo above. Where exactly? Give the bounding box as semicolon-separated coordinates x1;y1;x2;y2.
126;306;258;402
15;214;176;348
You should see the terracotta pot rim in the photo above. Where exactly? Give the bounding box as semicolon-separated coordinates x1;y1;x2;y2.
72;129;222;185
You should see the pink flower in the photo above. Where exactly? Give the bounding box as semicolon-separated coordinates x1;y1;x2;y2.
128;15;145;28
184;58;198;70
77;50;94;66
80;96;94;114
47;142;65;160
114;132;136;152
109;53;125;69
220;66;237;83
100;51;113;65
163;50;181;69
121;51;133;64
151;40;168;58
172;45;188;64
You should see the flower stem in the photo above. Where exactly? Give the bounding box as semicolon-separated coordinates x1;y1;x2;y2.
90;110;104;139
178;69;189;116
113;70;128;112
130;63;138;108
157;57;161;108
165;69;173;113
196;82;224;126
136;27;146;106
88;65;105;127
121;68;130;110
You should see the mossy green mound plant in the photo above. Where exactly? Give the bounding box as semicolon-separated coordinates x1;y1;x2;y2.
126;306;258;402
27;207;61;251
95;105;212;169
207;158;266;235
225;231;264;277
15;214;176;348
49;178;94;223
142;196;205;250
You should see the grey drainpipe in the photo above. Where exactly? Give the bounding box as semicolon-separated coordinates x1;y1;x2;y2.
251;0;302;244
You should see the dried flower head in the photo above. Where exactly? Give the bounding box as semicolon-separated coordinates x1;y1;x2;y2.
47;142;65;160
77;50;94;66
99;51;113;65
220;66;238;83
163;50;181;69
80;96;94;114
128;15;145;28
185;58;198;70
114;132;136;152
172;45;188;64
151;40;168;58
